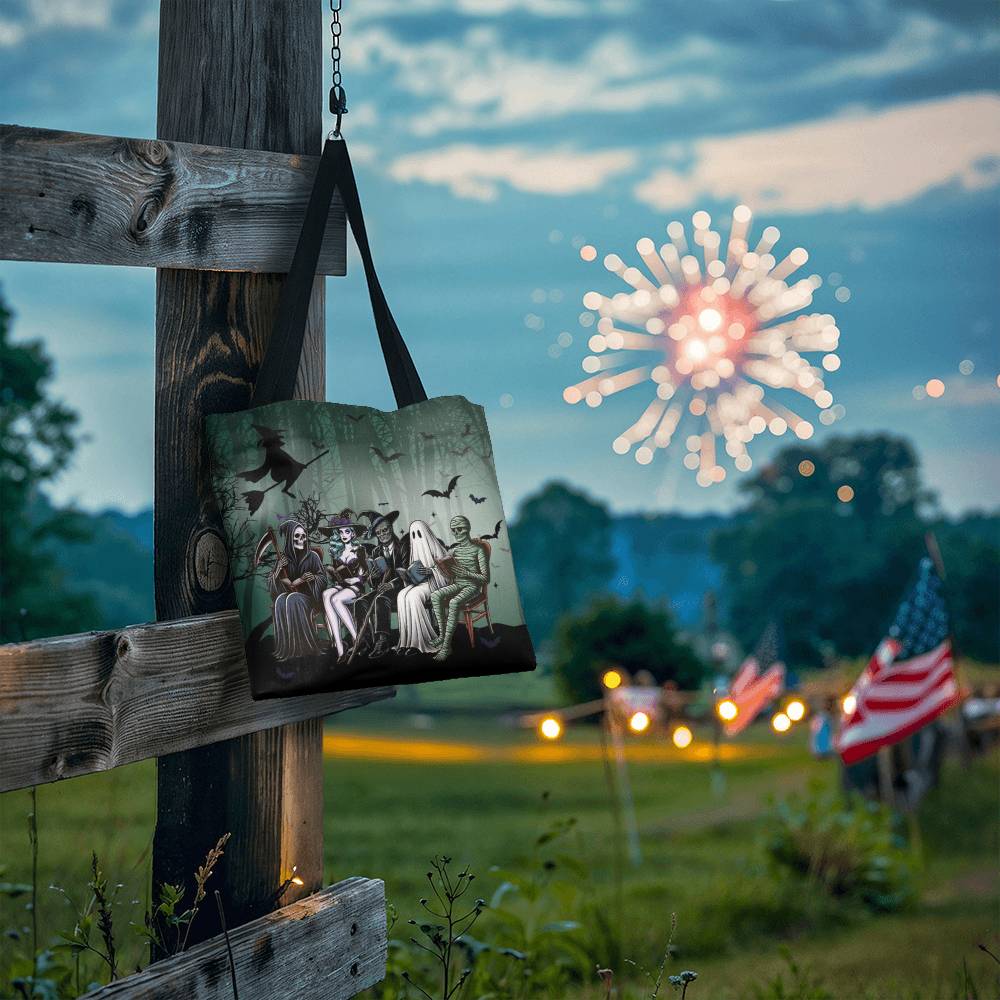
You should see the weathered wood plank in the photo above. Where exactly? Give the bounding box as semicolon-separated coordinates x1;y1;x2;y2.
0;125;346;274
152;0;334;944
82;878;387;999
0;610;394;794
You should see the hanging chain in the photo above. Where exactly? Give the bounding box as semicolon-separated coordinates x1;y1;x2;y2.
329;0;348;136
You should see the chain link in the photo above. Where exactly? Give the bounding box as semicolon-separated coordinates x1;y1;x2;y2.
329;0;347;135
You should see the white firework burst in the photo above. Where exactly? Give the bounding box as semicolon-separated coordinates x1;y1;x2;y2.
563;207;843;486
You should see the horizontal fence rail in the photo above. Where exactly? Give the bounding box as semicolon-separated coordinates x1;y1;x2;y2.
0;611;393;792
82;877;386;999
0;125;346;273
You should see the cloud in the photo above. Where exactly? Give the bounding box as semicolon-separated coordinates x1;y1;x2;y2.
633;92;1000;214
389;143;637;199
351;0;630;19
0;0;112;46
349;26;724;135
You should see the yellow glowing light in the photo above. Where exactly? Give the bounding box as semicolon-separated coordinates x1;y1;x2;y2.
798;459;815;477
291;874;305;886
925;378;945;398
842;693;857;716
771;712;791;733
717;698;739;722
697;307;723;332
837;484;854;503
672;724;693;749
539;716;563;740
602;669;623;690
628;711;651;734
785;699;806;722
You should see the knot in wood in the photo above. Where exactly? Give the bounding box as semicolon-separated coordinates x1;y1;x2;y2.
192;528;230;593
126;139;175;240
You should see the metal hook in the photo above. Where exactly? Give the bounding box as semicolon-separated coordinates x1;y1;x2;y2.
329;84;348;138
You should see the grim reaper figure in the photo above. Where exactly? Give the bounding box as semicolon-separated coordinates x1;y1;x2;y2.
395;519;449;655
267;519;325;660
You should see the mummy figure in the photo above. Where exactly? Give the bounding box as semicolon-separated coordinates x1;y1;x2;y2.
395;520;449;655
429;515;490;662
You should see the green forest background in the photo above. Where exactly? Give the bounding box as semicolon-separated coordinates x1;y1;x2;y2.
2;288;998;678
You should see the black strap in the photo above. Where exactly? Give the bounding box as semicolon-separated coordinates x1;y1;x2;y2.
253;138;428;409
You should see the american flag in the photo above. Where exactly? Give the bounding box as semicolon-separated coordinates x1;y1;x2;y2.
724;621;785;736
836;557;961;766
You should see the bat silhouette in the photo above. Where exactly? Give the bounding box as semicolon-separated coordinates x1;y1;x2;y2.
450;446;471;457
480;520;504;541
347;413;366;423
378;501;389;506
372;446;403;462
469;494;487;504
461;423;474;437
419;432;435;440
422;474;460;499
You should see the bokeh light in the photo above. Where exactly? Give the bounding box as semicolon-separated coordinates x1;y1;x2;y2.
798;459;815;477
717;698;739;722
771;712;791;733
602;669;623;690
672;725;693;749
842;693;857;716
629;711;651;734
785;699;806;722
539;716;562;740
925;378;945;398
837;485;854;503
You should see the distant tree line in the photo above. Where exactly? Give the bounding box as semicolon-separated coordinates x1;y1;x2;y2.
2;285;996;693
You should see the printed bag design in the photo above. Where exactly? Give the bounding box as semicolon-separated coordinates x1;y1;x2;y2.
201;138;534;697
206;396;534;696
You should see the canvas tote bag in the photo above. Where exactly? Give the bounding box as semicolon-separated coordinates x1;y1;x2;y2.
205;138;535;698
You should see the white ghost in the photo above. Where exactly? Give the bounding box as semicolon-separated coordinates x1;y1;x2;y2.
395;520;448;653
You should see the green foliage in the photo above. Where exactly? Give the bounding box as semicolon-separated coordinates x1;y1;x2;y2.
508;481;616;647
378;813;598;999
765;783;914;913
0;286;99;641
552;595;706;703
929;514;1000;662
710;432;975;666
744;947;833;1000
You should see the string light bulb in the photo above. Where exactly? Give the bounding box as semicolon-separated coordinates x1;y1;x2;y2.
539;716;563;741
716;698;739;722
628;711;651;734
771;712;791;733
842;693;857;716
602;669;623;690
672;724;693;749
785;699;806;722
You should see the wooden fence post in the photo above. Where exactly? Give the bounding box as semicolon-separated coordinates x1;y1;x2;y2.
153;0;328;943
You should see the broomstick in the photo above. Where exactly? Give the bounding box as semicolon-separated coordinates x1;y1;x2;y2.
242;449;330;514
346;567;394;665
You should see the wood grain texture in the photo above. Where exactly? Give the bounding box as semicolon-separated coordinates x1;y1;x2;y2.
0;610;394;794
153;0;334;944
81;878;387;999
0;125;345;274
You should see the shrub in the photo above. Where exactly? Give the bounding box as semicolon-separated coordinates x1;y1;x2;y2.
765;782;914;913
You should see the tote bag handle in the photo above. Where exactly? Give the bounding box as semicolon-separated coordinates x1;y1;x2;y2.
252;138;428;409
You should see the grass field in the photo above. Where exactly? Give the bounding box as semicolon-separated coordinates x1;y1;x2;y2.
1;682;997;999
